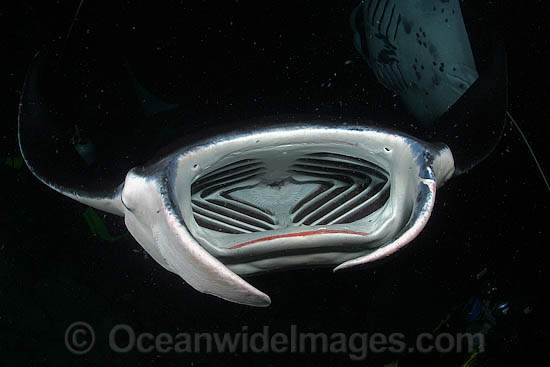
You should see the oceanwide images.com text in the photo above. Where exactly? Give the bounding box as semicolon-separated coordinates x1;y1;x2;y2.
65;322;483;360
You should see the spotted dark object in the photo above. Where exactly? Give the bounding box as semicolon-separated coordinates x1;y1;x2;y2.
351;0;479;123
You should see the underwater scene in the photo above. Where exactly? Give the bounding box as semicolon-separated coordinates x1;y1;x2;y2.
3;0;550;365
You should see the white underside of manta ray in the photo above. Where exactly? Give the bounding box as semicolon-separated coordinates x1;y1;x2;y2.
18;0;511;306
19;102;455;306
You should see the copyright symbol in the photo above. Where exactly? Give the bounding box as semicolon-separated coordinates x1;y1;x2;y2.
65;321;95;354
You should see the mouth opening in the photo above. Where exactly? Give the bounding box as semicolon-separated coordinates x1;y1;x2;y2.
169;127;427;273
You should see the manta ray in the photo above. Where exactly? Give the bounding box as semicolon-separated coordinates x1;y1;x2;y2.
18;0;508;306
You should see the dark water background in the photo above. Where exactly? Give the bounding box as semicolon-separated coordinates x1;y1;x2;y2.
2;1;549;365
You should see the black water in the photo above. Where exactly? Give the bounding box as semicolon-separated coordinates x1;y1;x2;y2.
3;1;549;366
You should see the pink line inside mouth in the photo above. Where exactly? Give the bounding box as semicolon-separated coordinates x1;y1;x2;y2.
228;229;369;250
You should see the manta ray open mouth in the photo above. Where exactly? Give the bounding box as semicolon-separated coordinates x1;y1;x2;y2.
164;126;455;277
